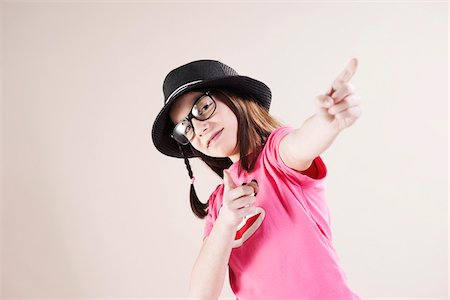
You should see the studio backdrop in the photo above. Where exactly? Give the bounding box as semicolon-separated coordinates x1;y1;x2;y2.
1;1;448;299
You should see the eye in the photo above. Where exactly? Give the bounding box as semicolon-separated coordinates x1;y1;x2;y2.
184;123;192;135
199;103;210;114
192;95;214;118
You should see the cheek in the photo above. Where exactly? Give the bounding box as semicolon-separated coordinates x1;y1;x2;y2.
190;139;203;152
231;128;239;148
227;116;238;139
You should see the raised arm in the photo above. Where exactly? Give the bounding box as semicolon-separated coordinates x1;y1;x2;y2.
280;58;362;172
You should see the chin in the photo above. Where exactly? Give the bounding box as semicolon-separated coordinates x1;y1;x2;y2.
207;146;234;159
207;150;228;158
203;139;238;158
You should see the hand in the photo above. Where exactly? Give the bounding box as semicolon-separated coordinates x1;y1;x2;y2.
218;170;259;230
316;58;362;132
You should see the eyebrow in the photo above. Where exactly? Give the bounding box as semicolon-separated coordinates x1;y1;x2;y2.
176;92;205;123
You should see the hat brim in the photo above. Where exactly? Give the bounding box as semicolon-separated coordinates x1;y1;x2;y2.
151;75;272;159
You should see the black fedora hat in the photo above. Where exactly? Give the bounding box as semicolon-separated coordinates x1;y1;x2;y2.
151;59;272;158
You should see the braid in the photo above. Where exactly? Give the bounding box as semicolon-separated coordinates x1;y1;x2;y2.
178;144;208;219
181;147;194;178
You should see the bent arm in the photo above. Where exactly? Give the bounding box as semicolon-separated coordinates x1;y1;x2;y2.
189;216;236;300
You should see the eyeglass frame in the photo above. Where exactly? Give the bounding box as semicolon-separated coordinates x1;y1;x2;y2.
170;90;217;145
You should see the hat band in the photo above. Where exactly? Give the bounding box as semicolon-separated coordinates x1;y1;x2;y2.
166;80;204;104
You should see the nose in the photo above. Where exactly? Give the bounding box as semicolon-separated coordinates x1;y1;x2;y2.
191;118;209;137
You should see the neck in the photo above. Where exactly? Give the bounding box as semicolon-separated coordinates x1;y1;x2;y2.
229;153;240;163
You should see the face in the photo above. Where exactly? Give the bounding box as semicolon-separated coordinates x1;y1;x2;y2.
169;90;240;161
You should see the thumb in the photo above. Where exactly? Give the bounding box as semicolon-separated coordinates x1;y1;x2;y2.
223;169;236;192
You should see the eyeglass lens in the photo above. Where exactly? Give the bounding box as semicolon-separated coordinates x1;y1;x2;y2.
172;93;216;145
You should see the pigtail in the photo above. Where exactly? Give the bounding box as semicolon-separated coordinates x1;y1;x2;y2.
178;144;208;219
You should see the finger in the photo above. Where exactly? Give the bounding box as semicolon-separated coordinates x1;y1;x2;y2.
333;58;358;86
228;185;255;201
328;95;361;115
316;94;334;109
246;179;259;196
316;95;334;120
223;169;236;192
240;185;256;197
232;195;256;209
331;83;355;103
238;206;259;219
327;58;358;96
334;106;362;120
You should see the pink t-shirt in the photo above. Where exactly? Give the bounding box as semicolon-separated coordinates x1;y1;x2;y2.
203;126;362;300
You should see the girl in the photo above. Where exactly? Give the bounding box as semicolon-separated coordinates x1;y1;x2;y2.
151;59;362;300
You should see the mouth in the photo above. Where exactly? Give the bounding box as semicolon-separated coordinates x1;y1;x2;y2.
207;128;224;148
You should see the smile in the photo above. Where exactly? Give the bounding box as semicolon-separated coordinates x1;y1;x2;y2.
207;129;224;148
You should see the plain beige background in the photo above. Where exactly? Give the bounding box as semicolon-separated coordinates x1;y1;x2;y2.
1;1;448;299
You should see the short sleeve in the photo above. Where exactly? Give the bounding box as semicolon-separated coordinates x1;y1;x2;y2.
263;126;327;186
263;126;332;241
202;184;224;241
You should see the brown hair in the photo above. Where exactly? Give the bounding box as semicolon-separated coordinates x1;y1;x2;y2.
178;89;284;218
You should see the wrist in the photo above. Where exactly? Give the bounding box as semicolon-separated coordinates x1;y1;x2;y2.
314;113;342;135
216;213;239;233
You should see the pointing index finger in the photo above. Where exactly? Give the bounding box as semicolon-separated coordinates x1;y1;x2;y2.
328;58;358;96
223;170;236;192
